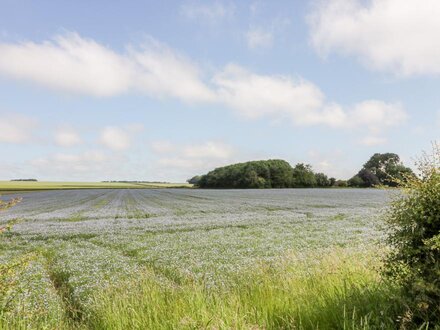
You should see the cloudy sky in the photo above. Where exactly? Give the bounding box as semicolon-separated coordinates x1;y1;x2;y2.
1;0;439;182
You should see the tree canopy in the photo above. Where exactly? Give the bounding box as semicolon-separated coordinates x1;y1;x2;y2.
197;160;333;189
348;153;413;187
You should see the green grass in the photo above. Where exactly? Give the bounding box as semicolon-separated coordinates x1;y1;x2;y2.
0;249;402;330
0;181;192;192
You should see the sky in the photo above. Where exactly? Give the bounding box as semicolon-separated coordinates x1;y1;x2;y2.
0;0;439;182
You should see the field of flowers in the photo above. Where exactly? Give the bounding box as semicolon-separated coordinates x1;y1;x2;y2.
0;188;394;329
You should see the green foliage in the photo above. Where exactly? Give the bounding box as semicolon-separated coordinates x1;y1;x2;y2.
350;153;413;187
348;175;365;187
292;163;317;187
198;159;293;188
384;145;440;326
315;172;331;187
187;175;202;185
198;160;334;189
334;180;348;187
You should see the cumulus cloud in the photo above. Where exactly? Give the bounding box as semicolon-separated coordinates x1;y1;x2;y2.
130;38;215;102
0;33;133;97
245;28;273;49
180;1;235;23
54;127;82;147
0;114;37;143
308;0;440;76
213;64;406;133
0;33;407;137
347;100;407;132
0;33;214;102
213;64;326;122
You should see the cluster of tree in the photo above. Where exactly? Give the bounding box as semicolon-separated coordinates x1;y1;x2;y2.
348;153;413;187
189;160;335;189
10;179;37;182
189;153;414;189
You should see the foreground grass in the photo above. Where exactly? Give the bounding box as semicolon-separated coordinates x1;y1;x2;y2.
0;181;192;192
0;249;401;329
88;250;399;330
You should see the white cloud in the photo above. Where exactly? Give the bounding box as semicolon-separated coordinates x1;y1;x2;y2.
180;1;235;23
245;28;273;49
0;32;407;139
348;100;407;132
212;64;406;133
100;126;133;151
130;38;215;103
0;33;133;97
0;114;37;143
54;127;82;147
213;64;326;123
308;0;440;76
0;33;214;102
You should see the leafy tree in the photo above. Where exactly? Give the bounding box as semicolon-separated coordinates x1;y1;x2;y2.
384;145;440;326
347;175;364;187
198;160;293;189
329;177;336;186
187;175;202;185
350;153;413;187
334;180;348;187
292;163;317;188
315;173;330;187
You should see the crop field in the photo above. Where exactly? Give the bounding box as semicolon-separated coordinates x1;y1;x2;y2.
0;189;396;329
0;181;192;192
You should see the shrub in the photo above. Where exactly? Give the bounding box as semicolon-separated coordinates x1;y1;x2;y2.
383;144;440;326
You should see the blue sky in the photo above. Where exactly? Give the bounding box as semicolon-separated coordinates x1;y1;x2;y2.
0;0;439;182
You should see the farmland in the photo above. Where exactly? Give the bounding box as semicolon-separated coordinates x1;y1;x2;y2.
0;181;192;192
1;188;396;329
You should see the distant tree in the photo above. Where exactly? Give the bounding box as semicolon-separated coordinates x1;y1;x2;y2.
315;173;330;187
292;163;317;188
198;160;294;189
334;180;348;187
329;177;336;186
350;153;414;187
187;175;202;185
348;175;365;187
10;179;37;182
363;153;413;186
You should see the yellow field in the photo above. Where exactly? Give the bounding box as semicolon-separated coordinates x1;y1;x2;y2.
0;181;192;192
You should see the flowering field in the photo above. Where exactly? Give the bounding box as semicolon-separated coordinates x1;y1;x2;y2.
0;189;394;329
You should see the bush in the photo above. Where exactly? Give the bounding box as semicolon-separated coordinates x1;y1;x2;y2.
384;144;440;326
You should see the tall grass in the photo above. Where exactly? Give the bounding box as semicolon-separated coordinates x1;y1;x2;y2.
86;249;399;330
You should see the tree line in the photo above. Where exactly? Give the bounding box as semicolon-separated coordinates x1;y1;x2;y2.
188;153;413;189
